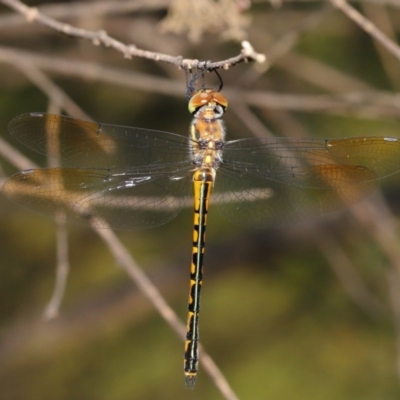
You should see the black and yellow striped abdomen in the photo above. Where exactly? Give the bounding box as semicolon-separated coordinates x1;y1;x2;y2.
184;168;213;387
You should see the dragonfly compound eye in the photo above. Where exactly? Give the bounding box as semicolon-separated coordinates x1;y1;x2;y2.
188;91;212;114
211;92;228;111
188;90;228;114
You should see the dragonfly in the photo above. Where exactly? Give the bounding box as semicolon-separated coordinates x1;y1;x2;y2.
3;88;400;387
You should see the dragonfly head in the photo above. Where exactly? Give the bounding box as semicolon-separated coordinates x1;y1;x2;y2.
188;89;228;116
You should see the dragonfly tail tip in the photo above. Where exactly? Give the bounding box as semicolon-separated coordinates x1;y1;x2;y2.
184;374;197;389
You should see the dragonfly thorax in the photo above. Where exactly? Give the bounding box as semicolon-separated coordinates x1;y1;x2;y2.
190;99;226;172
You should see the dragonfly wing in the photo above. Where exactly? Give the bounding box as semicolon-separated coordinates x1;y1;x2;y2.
2;166;193;230
8;113;192;168
325;137;400;178
223;136;400;182
214;137;388;226
214;165;377;226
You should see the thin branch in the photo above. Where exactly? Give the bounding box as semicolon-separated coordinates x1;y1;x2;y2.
15;63;92;121
386;266;400;380
240;4;333;85
92;220;239;400
2;46;400;118
348;195;400;375
352;196;400;277
330;0;400;63
313;229;386;319
0;119;238;398
0;135;37;171
275;51;373;93
0;68;238;395
255;0;400;6
0;0;170;28
0;0;265;70
43;219;70;320
42;101;71;320
0;45;185;97
240;89;400;117
361;2;400;90
229;99;275;139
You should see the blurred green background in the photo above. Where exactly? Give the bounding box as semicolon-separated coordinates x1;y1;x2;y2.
1;1;400;399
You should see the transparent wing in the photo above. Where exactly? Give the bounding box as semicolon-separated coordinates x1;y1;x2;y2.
8;113;193;168
213;136;400;225
2;166;193;230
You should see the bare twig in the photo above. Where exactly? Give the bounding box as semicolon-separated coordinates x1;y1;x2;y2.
0;45;185;97
265;5;332;65
350;195;400;375
386;266;400;380
0;61;238;395
0;0;264;70
240;89;400;117
42;101;71;320
93;220;239;400
361;2;400;90
0;136;37;171
330;0;400;62
253;0;400;6
0;118;238;398
313;229;386;319
15;63;92;121
229;99;275;138
275;51;373;93
0;0;170;28
43;219;70;320
2;46;400;118
352;197;400;277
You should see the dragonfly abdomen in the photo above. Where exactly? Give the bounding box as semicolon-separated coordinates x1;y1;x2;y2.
184;167;213;387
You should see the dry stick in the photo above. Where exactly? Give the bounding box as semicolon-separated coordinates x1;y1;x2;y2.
0;136;37;171
42;100;71;320
330;0;400;377
313;229;386;320
229;99;275;139
386;266;400;380
12;65;88;318
239;4;333;86
254;0;400;4
0;0;265;70
0;64;239;398
2;46;400;117
274;1;400;376
0;69;73;320
43;217;70;320
14;63;92;121
262;5;332;71
0;127;239;399
275;51;373;93
0;0;246;385
3;1;396;388
265;22;399;321
361;2;400;90
93;221;240;400
240;89;400;117
330;0;400;62
231;98;386;319
267;42;397;319
10;65;89;317
353;198;400;284
0;45;185;97
351;196;400;379
0;0;170;28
